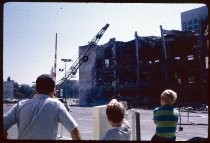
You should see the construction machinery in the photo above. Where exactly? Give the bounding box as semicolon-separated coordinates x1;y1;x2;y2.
60;24;109;83
56;23;109;91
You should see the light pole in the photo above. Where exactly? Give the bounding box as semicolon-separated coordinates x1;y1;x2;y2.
61;58;72;78
58;59;72;139
60;59;72;100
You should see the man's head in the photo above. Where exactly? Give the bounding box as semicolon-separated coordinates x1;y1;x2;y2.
36;74;55;94
161;89;177;106
106;101;125;124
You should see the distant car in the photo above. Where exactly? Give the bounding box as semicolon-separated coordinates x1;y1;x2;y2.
3;98;19;103
71;99;79;106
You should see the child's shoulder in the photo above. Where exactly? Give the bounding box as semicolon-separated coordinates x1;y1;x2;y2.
153;106;160;112
157;105;175;110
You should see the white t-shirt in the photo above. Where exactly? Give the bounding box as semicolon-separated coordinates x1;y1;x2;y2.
102;118;131;140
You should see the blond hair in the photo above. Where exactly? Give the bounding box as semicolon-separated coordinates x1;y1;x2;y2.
161;89;177;105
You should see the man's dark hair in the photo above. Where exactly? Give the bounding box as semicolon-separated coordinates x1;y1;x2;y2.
36;74;55;94
106;103;125;123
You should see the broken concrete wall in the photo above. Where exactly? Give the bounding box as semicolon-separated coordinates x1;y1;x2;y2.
79;45;96;106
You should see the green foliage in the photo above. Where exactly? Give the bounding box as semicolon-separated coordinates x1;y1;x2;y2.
13;82;34;99
19;84;32;98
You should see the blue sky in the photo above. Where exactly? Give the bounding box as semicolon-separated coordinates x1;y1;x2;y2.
3;2;206;85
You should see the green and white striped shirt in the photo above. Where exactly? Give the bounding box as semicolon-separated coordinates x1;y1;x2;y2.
153;105;179;139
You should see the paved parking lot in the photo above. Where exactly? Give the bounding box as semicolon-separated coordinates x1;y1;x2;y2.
3;103;208;141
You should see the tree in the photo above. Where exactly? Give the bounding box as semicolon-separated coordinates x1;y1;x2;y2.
13;82;20;99
7;76;11;81
19;84;33;98
13;82;19;89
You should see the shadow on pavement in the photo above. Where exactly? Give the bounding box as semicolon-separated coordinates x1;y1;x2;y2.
187;137;207;141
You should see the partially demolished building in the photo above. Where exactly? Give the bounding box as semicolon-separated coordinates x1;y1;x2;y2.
79;27;208;107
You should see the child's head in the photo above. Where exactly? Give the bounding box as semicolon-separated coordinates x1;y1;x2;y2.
106;102;125;124
161;89;177;106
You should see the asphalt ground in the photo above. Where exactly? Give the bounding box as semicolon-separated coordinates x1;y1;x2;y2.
3;103;208;141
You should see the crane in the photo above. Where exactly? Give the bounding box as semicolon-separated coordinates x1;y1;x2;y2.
60;23;110;83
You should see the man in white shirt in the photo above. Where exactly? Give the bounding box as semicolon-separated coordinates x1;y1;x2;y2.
3;74;81;140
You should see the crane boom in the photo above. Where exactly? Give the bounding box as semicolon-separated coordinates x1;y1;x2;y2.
62;23;110;81
54;33;58;82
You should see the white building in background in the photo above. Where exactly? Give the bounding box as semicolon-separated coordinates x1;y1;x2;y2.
3;81;14;99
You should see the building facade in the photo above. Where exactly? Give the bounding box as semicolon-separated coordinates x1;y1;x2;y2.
56;80;79;99
181;5;208;33
181;5;208;83
79;29;208;107
78;6;208;107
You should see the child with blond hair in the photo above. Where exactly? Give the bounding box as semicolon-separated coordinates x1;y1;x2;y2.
151;89;179;141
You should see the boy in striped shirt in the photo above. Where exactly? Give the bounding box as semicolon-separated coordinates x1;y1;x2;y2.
151;89;179;141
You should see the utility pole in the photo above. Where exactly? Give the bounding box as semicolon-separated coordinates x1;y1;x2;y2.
135;31;140;107
135;32;140;88
160;25;168;87
111;38;117;99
